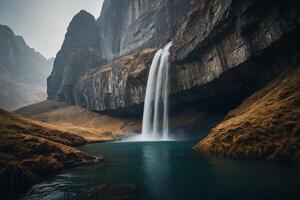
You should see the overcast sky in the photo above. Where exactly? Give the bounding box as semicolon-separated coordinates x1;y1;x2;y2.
0;0;104;59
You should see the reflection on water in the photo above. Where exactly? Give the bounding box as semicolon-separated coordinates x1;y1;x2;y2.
142;143;170;199
19;141;300;200
22;174;78;200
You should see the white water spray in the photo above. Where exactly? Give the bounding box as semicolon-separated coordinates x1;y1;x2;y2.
141;42;172;141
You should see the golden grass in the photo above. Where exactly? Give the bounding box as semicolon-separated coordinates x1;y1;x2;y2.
0;108;95;194
195;67;300;165
16;100;141;142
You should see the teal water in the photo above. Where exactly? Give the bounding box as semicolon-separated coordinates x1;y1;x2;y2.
22;140;300;200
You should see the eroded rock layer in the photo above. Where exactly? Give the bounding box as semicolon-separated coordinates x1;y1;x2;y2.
75;48;156;115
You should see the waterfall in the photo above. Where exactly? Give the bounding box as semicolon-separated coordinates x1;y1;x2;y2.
141;42;172;140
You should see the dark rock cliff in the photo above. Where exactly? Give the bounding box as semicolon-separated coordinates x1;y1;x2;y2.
73;0;300;116
47;10;103;104
169;0;300;110
75;48;156;115
97;0;195;60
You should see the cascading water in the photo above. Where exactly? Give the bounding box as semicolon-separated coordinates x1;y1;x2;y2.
141;42;173;141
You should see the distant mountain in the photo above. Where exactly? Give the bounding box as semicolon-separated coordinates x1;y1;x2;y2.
0;25;52;110
47;57;55;69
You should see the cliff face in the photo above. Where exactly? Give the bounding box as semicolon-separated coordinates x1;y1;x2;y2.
73;0;300;115
169;0;300;108
47;10;103;104
48;0;196;106
97;0;195;60
75;48;156;115
0;25;52;110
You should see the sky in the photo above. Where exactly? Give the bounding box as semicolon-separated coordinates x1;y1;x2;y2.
0;0;104;59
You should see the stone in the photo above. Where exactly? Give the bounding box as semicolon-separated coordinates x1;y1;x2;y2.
87;183;138;200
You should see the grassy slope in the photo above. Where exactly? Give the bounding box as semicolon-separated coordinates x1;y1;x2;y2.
0;108;95;194
15;100;141;142
195;66;300;165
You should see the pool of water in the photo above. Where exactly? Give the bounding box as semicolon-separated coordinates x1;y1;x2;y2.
21;140;300;200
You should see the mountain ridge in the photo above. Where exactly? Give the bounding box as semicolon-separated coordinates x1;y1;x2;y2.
0;24;53;110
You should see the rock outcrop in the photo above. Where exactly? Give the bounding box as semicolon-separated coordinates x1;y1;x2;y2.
194;66;300;165
72;0;300;116
87;183;138;200
76;48;156;115
47;10;103;104
0;25;52;110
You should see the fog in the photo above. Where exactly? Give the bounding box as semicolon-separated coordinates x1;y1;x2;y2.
0;0;104;59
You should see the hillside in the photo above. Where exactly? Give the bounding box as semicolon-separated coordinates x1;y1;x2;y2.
16;100;141;142
195;66;300;165
0;108;95;194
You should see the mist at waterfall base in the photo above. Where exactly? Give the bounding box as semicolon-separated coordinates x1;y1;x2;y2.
126;42;174;142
